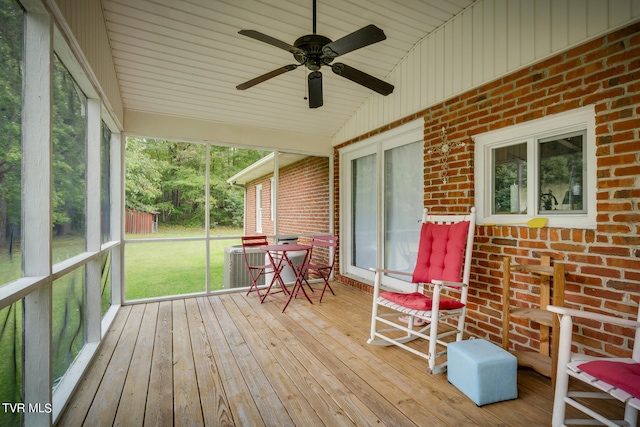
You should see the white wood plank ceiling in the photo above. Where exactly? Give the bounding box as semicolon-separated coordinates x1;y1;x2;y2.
101;0;475;140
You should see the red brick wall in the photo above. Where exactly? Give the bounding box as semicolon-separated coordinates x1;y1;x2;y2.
335;22;640;358
277;156;331;238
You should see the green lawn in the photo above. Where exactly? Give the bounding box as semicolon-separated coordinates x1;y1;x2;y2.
1;235;89;412
0;300;22;427
0;233;88;286
124;226;243;300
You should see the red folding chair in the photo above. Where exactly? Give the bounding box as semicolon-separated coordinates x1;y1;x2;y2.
301;235;338;302
241;235;271;297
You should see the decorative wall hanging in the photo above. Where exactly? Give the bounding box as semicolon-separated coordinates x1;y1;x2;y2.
427;127;466;184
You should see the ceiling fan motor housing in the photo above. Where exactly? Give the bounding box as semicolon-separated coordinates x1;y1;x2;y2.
294;34;333;70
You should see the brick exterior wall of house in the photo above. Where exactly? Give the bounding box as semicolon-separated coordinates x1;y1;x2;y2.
334;22;640;359
245;156;332;267
277;156;331;238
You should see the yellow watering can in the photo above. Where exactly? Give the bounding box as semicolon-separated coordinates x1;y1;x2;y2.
483;217;548;228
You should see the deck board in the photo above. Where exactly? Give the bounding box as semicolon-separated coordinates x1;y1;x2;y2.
209;295;294;426
142;300;173;427
184;298;234;427
231;293;357;426
231;294;334;426
85;304;145;426
172;300;204;426
113;302;157;427
263;297;415;427
57;305;133;427
197;297;264;427
58;282;626;426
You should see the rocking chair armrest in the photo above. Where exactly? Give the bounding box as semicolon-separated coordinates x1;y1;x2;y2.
547;305;640;329
430;280;468;290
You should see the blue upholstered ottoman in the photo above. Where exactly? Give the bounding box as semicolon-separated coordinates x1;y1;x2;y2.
447;339;518;406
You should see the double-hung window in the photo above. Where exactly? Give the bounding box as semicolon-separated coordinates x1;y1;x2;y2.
474;106;596;229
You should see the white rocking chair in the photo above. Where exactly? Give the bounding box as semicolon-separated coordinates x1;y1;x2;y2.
368;207;476;374
547;304;640;427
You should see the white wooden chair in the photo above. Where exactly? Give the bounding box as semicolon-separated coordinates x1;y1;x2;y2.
547;304;640;427
368;207;476;374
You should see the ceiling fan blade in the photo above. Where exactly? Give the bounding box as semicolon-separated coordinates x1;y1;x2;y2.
236;64;299;90
238;30;304;55
331;63;394;95
322;25;386;58
308;71;323;108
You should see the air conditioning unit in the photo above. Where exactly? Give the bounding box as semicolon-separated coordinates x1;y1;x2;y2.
223;245;265;290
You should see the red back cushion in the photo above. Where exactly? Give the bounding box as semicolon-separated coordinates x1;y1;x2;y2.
412;220;470;284
578;360;640;398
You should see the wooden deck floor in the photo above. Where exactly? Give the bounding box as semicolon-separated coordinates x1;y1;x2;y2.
58;282;625;426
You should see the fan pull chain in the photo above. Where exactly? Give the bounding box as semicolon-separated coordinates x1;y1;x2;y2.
303;69;308;100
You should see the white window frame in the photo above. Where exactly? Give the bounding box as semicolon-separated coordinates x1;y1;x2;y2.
255;184;263;232
473;105;596;229
270;177;275;221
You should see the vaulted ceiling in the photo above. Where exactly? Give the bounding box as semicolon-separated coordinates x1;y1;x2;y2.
101;0;475;141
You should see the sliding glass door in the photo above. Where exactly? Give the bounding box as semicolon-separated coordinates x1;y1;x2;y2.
352;153;377;271
341;121;423;285
384;141;423;277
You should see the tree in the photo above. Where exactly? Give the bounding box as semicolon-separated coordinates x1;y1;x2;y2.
124;138;164;213
51;57;88;236
125;137;268;228
0;0;23;248
0;2;91;243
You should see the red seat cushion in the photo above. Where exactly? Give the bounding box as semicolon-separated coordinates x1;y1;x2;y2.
380;291;464;311
412;220;470;284
578;360;640;398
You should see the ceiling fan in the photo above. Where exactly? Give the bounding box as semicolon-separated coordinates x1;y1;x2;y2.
236;0;394;108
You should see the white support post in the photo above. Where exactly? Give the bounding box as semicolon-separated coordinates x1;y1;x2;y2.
85;98;101;343
22;9;53;427
205;145;211;292
272;151;279;235
111;132;123;306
